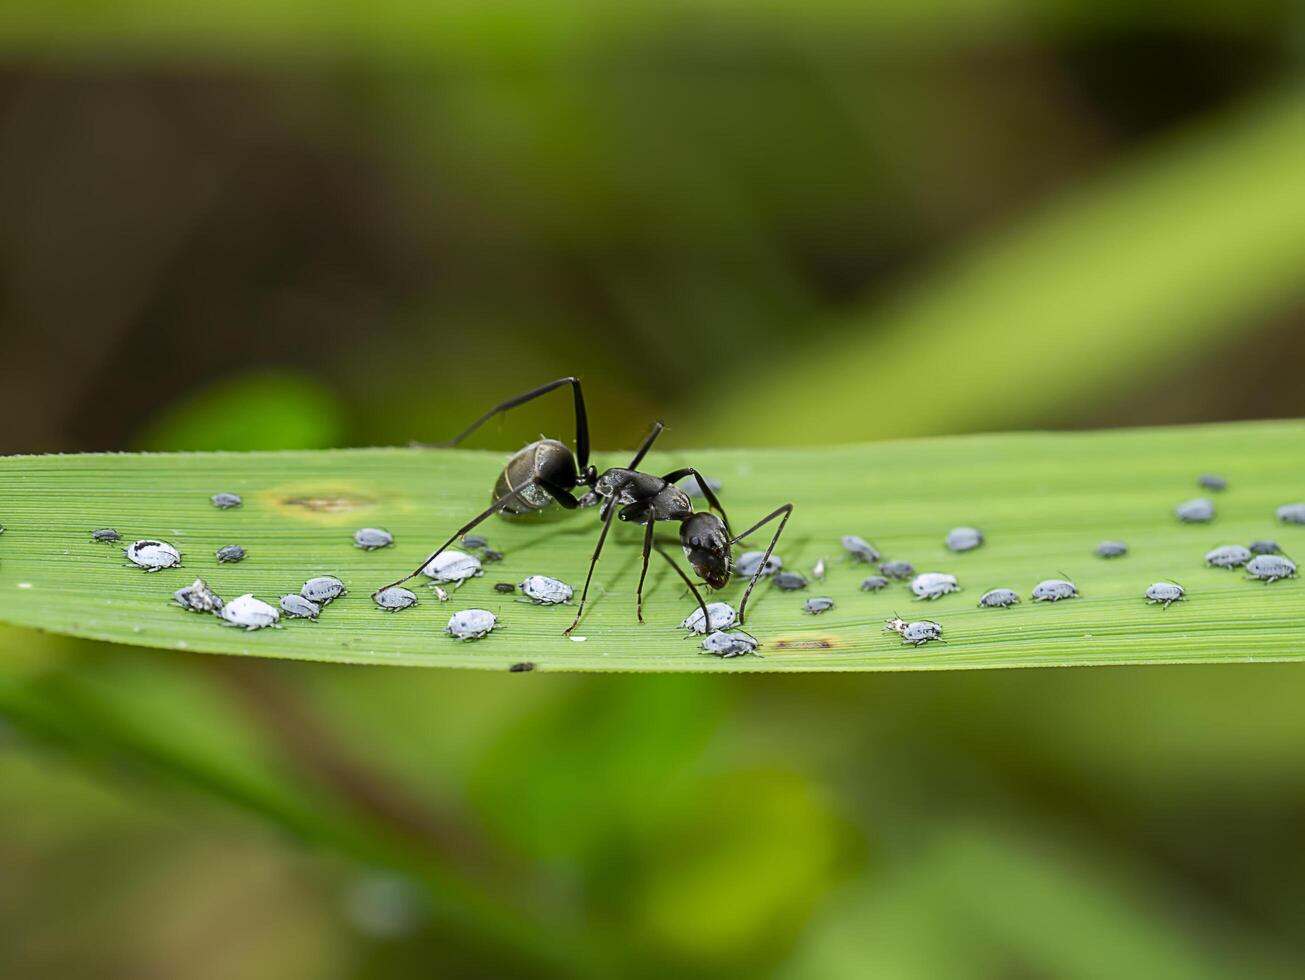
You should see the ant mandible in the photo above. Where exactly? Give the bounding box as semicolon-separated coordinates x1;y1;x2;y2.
373;377;793;633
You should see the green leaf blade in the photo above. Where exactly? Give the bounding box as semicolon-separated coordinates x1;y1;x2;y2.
1;420;1303;672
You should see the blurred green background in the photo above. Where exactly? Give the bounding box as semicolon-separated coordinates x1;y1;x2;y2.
2;1;1305;976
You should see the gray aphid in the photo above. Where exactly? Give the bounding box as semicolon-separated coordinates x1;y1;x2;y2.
773;571;808;591
885;616;943;646
680;602;738;634
804;597;835;615
945;527;984;553
519;575;574;605
423;550;483;584
1145;582;1185;609
374;586;418;611
125;539;181;571
978;588;1020;609
841;535;880;563
279;594;321;619
1277;503;1305;525
461;534;489;549
910;572;959;600
301;575;347;604
215;544;246;564
1095;540;1128;559
860;575;889;592
1175;498;1215;523
1204;544;1252;569
879;560;915;580
494;582;516;593
1031;578;1078;602
1249;540;1281;555
218;594;280;630
481;548;505;563
1197;474;1228;492
211;492;242;510
700;631;760;659
91;528;121;544
174;578;224;613
354;527;394;551
1246;554;1297;584
446;608;498;640
735;550;782;578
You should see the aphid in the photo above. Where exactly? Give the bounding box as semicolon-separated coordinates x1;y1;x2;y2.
481;549;505;563
431;585;450;602
1095;540;1128;559
421;550;483;586
125;539;181;572
700;630;760;658
1144;581;1185;609
812;558;827;580
494;582;516;593
1197;474;1228;492
91;528;121;544
1249;540;1281;555
446;608;498;640
461;534;489;549
842;535;880;563
1277;503;1305;525
735;550;782;578
910;572;959;600
509;662;536;672
978;588;1020;609
679;474;723;499
884;616;943;646
1246;554;1297;584
945;527;984;553
1031;578;1078;602
301;575;347;605
374;586;418;611
215;544;246;564
1204;544;1252;569
173;578;224;613
279;594;321;619
519;575;574;605
211;492;242;510
353;527;394;551
860;575;889;592
218;594;280;630
804;597;834;615
879;560;915;580
1175;498;1215;523
773;571;808;591
680;602;738;634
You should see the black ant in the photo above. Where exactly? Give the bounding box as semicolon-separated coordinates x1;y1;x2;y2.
375;377;793;633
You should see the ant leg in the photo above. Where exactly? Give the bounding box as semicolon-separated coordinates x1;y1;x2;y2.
435;377;590;471
660;466;731;536
565;495;625;634
535;477;584;510
626;420;665;470
653;544;712;631
730;503;794;625
634;520;656;624
374;484;536;595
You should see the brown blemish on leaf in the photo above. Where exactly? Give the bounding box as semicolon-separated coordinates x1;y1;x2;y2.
771;635;840;651
260;482;393;523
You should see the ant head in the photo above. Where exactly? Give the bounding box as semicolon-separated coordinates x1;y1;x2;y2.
681;512;731;590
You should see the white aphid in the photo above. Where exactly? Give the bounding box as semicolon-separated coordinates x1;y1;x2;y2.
301;576;347;604
1031;578;1079;602
1175;498;1215;523
431;585;450;602
174;578;224;613
353;527;394;550
910;572;959;600
812;558;827;580
700;631;760;658
519;575;574;605
1204;544;1252;569
126;539;181;571
1277;503;1305;525
885;616;942;646
1144;582;1185;609
279;594;321;619
446;608;498;640
374;586;418;611
735;550;782;578
841;535;880;563
945;527;984;552
422;550;483;585
1246;554;1297;584
680;602;738;634
218;594;281;630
